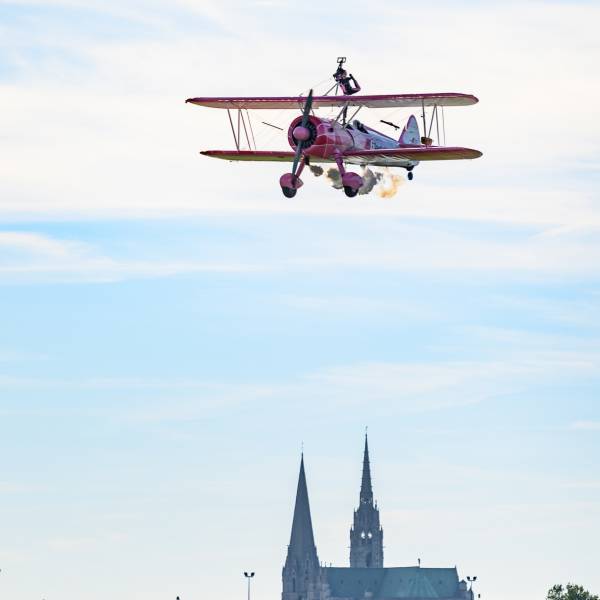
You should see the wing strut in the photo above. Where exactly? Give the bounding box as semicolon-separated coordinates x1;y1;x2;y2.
240;110;251;150
442;106;446;146
421;103;443;146
427;104;439;141
227;109;240;150
226;108;256;151
245;109;257;150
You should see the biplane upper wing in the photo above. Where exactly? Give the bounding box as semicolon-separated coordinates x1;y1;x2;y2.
186;93;478;110
343;146;482;166
200;150;333;163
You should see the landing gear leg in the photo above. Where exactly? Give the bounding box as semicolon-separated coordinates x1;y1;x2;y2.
335;154;363;197
408;171;414;181
280;157;308;198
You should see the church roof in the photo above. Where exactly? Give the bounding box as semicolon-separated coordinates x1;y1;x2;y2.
323;566;461;599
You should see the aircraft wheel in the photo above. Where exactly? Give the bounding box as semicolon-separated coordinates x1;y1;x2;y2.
407;172;414;181
282;186;297;198
344;186;358;197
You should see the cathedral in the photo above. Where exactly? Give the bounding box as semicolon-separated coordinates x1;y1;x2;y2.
282;436;474;600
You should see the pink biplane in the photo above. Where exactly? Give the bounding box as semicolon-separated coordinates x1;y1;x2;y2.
186;58;482;198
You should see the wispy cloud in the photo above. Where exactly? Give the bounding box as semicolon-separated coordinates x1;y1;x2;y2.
570;421;600;431
0;481;37;493
4;346;598;422
3;221;600;285
0;230;263;283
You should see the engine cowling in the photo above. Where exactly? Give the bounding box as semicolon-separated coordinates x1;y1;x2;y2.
288;115;319;150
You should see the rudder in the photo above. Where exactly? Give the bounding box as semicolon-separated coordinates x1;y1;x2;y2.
399;115;420;145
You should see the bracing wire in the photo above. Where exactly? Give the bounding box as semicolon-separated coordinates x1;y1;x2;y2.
441;106;446;146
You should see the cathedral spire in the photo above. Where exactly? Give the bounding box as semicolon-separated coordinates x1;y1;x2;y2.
360;432;373;504
282;454;320;600
288;454;317;557
350;434;383;568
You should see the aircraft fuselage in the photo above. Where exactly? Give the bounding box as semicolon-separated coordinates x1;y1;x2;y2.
287;115;418;169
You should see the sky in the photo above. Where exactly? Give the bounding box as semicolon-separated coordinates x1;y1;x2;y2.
0;1;599;599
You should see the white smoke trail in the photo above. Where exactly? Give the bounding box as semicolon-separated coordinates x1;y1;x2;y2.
358;167;383;195
325;168;344;189
324;166;405;197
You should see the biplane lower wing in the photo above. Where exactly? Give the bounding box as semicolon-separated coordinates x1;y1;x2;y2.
200;150;332;163
343;146;482;167
201;147;481;165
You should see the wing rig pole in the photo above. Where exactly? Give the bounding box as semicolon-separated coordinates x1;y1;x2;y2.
344;105;363;126
333;101;350;125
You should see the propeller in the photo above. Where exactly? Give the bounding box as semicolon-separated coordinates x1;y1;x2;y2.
291;89;314;180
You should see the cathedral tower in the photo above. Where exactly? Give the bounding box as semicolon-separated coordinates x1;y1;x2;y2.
282;455;321;600
349;434;384;568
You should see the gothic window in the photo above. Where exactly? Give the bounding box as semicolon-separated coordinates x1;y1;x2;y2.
292;578;296;592
360;531;366;539
367;531;373;539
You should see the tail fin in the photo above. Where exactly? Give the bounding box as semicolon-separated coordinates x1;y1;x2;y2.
399;115;420;146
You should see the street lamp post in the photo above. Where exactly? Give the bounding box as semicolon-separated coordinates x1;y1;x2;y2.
244;571;255;600
467;576;478;598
